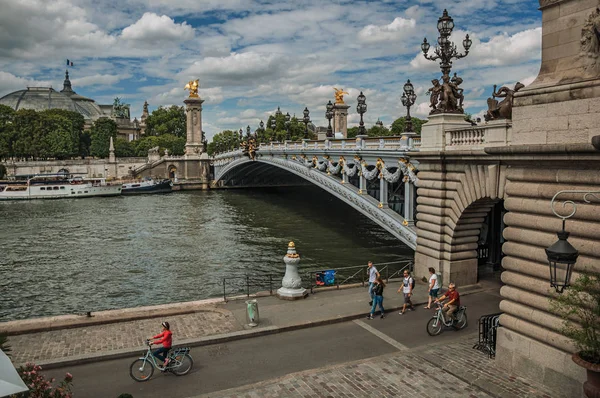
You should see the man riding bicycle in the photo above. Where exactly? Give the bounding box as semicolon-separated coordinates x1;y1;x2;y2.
435;283;460;322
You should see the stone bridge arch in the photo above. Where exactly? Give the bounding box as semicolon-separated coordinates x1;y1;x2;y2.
214;155;418;250
414;161;507;287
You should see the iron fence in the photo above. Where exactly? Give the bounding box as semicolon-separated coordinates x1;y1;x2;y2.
219;274;282;302
472;312;502;358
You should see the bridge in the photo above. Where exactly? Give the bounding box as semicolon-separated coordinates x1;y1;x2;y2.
213;135;421;249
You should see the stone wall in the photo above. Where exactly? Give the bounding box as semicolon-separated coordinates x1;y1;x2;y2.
1;158;147;179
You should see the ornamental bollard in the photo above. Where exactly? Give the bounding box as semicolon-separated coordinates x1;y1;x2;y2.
277;241;308;300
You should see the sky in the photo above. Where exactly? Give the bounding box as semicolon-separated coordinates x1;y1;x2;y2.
0;0;542;140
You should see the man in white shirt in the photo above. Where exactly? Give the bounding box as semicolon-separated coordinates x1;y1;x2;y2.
398;269;415;314
367;261;380;306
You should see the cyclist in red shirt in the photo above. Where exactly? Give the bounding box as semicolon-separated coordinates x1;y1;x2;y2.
435;283;460;322
149;321;172;366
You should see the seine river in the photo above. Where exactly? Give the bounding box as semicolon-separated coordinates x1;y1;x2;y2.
0;187;412;321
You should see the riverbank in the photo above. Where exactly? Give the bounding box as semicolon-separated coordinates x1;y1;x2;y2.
3;280;494;368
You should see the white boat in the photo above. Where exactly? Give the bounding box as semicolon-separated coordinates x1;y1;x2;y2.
0;174;122;200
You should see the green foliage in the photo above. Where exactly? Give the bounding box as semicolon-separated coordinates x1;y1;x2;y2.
551;272;600;364
42;109;86;157
208;130;240;156
145;106;186;138
114;138;135;158
347;127;359;138
89;118;117;158
0;333;11;357
0;164;6;179
10;363;73;398
0;105;16;160
390;117;425;135
367;125;391;137
156;134;186;156
133;136;160;157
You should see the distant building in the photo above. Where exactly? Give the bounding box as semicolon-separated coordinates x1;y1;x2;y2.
0;70;145;142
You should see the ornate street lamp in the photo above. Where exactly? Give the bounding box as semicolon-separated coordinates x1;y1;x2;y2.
421;9;471;76
546;190;599;293
357;92;367;135
302;107;310;138
238;128;243;141
275;106;282;118
401;79;417;134
325;100;334;138
259;120;264;131
375;119;383;128
285;112;291;141
270;118;277;141
246;125;252;138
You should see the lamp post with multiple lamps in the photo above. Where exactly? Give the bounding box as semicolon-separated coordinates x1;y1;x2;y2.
545;190;599;293
269;118;277;141
401;79;417;134
357;92;367;135
302;107;311;138
421;9;472;77
285;112;291;141
325;101;334;138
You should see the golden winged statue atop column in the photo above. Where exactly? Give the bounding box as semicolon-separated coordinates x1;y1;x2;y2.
333;88;349;104
184;79;200;98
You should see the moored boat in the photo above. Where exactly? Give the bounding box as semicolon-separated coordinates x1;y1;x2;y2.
121;177;173;195
0;174;122;200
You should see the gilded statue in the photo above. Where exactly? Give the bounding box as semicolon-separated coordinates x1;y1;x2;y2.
333;88;349;104
485;82;525;121
184;79;200;98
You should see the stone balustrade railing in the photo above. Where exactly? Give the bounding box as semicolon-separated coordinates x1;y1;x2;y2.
444;120;511;151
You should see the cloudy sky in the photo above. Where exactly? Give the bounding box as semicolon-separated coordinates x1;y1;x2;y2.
0;0;541;140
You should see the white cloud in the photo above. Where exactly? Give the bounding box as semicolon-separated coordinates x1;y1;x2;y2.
0;71;52;95
71;74;129;87
358;17;416;44
121;13;195;43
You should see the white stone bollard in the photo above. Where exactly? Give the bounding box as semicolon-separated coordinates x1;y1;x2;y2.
277;241;308;300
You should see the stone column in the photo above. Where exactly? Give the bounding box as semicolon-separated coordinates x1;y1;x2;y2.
184;97;204;158
277;242;308;300
379;175;388;208
404;181;415;225
108;136;116;164
419;113;471;151
332;103;350;137
342;172;349;184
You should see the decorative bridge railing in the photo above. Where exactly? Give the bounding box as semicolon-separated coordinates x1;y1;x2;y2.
218;260;413;302
253;135;421;152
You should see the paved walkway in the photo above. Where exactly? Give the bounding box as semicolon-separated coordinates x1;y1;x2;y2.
192;336;560;398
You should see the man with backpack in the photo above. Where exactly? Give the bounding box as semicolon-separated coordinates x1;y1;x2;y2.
398;270;415;314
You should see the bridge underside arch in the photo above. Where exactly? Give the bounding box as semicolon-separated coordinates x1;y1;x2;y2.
414;162;507;287
215;157;417;250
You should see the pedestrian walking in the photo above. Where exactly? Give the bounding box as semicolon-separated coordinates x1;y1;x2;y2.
424;267;440;309
398;270;415;314
367;276;386;319
367;261;380;306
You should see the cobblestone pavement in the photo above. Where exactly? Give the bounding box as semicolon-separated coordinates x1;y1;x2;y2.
9;310;241;365
194;336;561;398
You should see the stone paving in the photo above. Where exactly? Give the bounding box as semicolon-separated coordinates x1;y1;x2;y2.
9;310;240;365
193;336;562;398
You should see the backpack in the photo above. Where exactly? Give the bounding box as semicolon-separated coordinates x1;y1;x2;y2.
405;277;415;290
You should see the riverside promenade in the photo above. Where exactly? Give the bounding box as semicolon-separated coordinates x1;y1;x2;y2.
3;280;564;398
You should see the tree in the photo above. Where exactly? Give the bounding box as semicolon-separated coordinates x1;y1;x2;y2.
0;105;15;160
89;117;117;158
0;164;5;179
114;137;135;157
40;113;78;159
390;117;426;135
367;125;391;137
145;106;186;138
42;109;85;157
208;130;240;156
12;109;42;159
157;134;185;156
134;136;160;157
347;127;360;138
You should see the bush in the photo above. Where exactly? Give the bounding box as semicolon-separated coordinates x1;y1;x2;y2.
551;272;600;364
10;363;73;398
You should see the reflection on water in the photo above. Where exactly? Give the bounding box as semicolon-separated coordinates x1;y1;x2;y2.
0;187;412;321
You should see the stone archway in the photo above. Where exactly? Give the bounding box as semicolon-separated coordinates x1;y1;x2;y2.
168;165;177;180
414;163;507;287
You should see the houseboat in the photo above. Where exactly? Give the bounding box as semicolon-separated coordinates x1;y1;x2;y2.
0;174;122;200
121;177;173;195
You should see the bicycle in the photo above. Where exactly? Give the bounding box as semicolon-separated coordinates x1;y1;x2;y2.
426;302;468;336
129;340;194;382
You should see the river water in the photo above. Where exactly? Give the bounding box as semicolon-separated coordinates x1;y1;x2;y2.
0;187;412;321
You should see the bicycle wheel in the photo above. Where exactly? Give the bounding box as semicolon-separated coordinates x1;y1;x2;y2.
455;312;468;329
170;354;193;376
426;317;443;336
130;358;154;382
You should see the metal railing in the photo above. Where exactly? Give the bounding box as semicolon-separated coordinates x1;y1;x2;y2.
220;274;282;302
303;260;413;294
472;312;502;358
218;260;413;301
